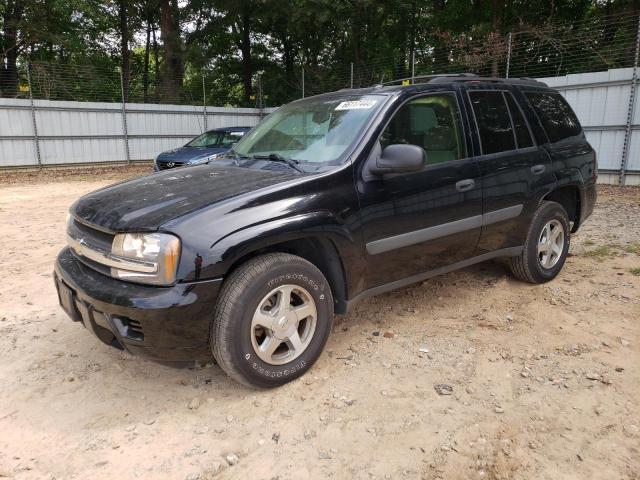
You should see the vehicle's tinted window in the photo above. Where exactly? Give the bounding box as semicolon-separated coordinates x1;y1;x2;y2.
187;130;245;148
469;91;516;155
525;91;582;143
380;93;465;165
505;92;534;148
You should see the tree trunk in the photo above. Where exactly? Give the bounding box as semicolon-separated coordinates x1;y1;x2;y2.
490;0;501;77
0;0;24;98
351;3;364;84
432;0;447;74
159;0;183;103
118;0;130;102
407;0;417;78
152;26;160;102
143;19;151;103
240;4;253;105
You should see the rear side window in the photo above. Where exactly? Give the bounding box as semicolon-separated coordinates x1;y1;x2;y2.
525;91;582;143
469;91;516;155
504;93;534;148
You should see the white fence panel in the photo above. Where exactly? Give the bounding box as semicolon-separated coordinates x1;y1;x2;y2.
1;68;638;182
0;99;38;166
0;138;35;167
0;98;268;167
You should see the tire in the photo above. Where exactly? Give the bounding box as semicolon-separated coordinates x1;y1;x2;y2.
211;253;334;388
509;201;571;284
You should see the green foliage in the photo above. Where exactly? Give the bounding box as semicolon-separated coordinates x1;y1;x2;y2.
584;245;616;260
2;0;639;106
625;242;640;255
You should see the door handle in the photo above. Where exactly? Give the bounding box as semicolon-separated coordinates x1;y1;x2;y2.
455;179;475;192
531;164;546;175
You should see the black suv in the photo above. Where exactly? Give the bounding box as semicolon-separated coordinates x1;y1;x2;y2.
55;75;597;387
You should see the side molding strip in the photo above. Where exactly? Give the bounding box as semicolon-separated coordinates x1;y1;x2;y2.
482;204;523;226
365;204;523;255
346;246;523;312
366;215;483;255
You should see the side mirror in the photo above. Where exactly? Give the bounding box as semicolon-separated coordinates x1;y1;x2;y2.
368;144;426;176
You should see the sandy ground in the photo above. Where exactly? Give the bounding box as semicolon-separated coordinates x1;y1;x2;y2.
0;168;639;480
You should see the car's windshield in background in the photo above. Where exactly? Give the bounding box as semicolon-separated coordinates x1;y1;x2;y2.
187;130;245;148
232;95;386;164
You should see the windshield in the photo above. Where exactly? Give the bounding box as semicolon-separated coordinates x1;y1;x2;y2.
232;95;385;164
187;130;245;148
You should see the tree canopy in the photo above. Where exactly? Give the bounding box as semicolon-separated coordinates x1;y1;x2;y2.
1;0;639;106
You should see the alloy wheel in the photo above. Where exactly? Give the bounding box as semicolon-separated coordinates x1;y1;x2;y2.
537;219;565;269
250;284;317;365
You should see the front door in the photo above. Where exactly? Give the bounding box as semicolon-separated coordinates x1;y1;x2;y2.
356;91;483;289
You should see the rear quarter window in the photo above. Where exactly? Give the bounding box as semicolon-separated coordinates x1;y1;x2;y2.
525;91;582;143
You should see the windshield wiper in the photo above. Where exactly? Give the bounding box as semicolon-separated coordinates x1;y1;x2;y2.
225;148;251;166
227;148;251;159
252;153;304;173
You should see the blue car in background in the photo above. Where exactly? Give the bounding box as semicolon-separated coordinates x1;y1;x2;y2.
154;127;251;171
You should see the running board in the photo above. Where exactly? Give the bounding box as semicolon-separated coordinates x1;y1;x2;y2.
343;246;523;313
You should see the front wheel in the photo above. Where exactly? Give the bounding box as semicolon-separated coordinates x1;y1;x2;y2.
509;201;571;284
211;253;334;388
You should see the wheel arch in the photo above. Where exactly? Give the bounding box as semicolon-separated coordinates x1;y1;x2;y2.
204;212;360;314
541;183;582;233
224;236;350;314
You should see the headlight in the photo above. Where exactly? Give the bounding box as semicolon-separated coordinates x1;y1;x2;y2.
111;232;180;286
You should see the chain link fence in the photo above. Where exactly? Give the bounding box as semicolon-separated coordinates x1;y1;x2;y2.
1;12;638;106
1;12;640;181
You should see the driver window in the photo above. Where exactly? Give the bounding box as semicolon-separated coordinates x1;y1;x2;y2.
380;93;466;165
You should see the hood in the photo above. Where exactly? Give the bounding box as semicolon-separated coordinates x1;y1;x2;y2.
71;165;298;232
156;146;228;163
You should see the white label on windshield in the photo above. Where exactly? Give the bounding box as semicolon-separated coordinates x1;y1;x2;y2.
230;131;244;137
335;100;377;110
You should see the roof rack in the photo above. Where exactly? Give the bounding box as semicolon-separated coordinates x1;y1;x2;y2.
373;73;545;88
378;73;478;87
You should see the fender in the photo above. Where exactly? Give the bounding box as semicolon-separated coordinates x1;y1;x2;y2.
553;166;584;190
178;211;365;301
543;170;587;232
539;166;584;205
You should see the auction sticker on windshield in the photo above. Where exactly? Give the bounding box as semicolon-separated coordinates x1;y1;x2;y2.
335;100;377;110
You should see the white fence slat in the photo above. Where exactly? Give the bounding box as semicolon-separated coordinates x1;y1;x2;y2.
0;98;269;167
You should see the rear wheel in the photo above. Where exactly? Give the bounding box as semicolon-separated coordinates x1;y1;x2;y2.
510;201;570;284
211;253;333;388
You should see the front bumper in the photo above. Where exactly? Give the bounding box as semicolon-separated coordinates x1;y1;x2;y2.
54;247;222;362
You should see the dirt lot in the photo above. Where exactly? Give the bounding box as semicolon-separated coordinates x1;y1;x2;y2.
0;168;639;480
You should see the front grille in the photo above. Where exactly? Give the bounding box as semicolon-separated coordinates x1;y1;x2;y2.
67;218;115;275
68;218;114;252
69;249;111;276
67;217;157;281
157;161;184;170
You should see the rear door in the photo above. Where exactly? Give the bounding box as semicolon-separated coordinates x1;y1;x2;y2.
522;89;597;223
464;87;555;253
356;90;483;289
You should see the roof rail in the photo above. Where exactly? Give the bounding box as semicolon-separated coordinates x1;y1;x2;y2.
371;73;546;88
428;75;546;86
377;73;478;87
